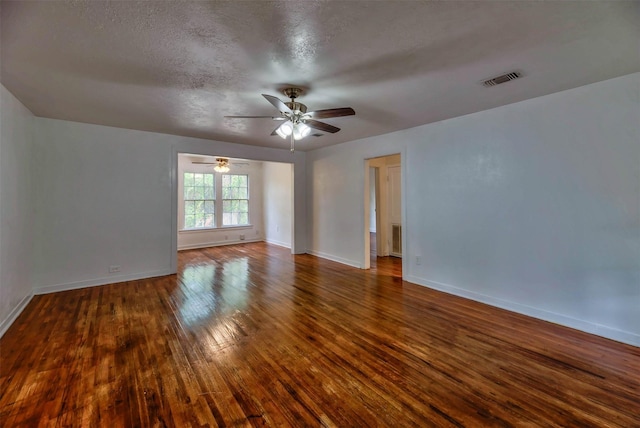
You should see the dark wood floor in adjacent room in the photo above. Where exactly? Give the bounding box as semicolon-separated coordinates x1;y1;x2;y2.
1;242;638;427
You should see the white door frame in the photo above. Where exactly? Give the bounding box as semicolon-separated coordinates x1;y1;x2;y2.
363;153;403;271
387;164;402;258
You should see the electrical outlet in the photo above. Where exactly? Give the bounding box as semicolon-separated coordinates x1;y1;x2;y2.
239;234;245;240
415;256;422;266
109;265;121;273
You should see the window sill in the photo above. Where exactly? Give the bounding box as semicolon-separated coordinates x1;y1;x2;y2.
179;225;254;233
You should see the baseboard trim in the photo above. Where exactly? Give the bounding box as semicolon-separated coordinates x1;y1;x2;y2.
404;275;640;347
0;292;34;338
265;239;291;249
34;269;174;295
306;249;361;269
178;238;262;251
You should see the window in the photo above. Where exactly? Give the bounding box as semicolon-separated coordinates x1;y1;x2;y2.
183;172;215;229
222;174;249;226
180;171;250;230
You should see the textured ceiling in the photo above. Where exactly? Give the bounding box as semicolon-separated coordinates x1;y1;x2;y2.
1;1;638;151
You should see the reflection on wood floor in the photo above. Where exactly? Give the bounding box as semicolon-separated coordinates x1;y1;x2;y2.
1;242;638;426
369;231;402;277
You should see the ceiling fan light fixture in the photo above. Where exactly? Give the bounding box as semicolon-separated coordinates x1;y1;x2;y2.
213;158;230;173
276;121;293;139
293;123;311;140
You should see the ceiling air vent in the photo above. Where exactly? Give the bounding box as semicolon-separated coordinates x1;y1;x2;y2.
482;71;522;87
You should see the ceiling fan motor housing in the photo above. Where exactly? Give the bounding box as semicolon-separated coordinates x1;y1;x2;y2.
283;87;303;99
286;101;307;115
283;88;308;115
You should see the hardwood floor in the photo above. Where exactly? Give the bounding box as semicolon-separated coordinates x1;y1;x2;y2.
369;231;402;278
1;242;638;426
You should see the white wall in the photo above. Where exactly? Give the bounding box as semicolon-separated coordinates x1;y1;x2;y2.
177;155;264;250
32;118;307;294
0;85;34;336
306;72;640;346
263;162;293;248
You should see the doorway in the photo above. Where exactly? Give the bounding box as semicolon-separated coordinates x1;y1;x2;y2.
172;152;296;275
364;154;402;277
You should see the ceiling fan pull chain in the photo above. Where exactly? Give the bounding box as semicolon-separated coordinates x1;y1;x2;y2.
290;133;295;152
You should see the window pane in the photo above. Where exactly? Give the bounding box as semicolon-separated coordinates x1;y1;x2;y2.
238;213;248;225
204;214;214;227
204;174;214;186
185;201;195;215
204;187;214;199
204;200;214;214
195;212;204;227
223;213;231;225
237;188;248;199
184;173;194;187
222;175;230;186
239;200;248;212
193;187;204;199
194;200;203;212
185;215;195;229
194;173;203;186
184;186;193;199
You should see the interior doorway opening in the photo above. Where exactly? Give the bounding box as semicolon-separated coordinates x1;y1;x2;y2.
173;152;295;271
364;154;402;277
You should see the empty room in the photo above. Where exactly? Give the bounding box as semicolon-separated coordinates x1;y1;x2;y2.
1;1;639;426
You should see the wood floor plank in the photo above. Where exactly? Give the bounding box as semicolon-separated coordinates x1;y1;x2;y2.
1;242;639;427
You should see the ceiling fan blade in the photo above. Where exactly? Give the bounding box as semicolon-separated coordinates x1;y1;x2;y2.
307;107;355;119
225;115;285;120
262;94;292;114
305;119;341;134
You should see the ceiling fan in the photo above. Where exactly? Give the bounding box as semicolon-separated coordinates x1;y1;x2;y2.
192;157;249;172
225;87;355;151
